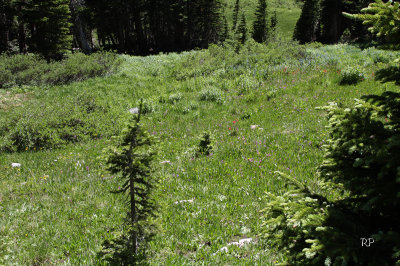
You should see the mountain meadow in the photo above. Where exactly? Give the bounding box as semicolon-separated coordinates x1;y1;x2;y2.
1;0;400;265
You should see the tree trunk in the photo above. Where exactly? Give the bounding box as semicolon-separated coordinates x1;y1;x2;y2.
70;0;92;53
17;3;26;53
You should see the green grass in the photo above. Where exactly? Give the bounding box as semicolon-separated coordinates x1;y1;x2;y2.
224;0;301;39
1;40;400;264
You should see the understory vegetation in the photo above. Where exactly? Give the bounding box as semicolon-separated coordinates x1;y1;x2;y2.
0;52;121;88
1;39;400;264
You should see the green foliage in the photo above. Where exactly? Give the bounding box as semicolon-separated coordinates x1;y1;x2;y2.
236;12;248;45
339;28;352;44
343;0;400;47
196;132;213;156
199;87;224;103
168;93;183;104
100;102;157;263
26;0;73;60
339;66;366;85
2;38;400;264
0;52;120;88
252;0;268;43
232;0;240;30
0;91;124;152
260;92;400;265
270;10;278;34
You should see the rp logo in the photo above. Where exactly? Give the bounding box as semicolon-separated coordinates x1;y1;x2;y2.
360;238;374;247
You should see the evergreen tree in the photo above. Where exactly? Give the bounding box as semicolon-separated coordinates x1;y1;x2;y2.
293;0;321;43
343;0;400;47
252;0;268;43
221;14;229;40
236;12;247;44
101;100;157;263
270;10;277;32
232;0;240;30
26;0;72;60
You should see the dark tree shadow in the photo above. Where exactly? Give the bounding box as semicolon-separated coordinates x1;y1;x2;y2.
375;65;400;85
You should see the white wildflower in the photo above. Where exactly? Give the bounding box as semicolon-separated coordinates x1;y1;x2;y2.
129;107;139;114
174;198;195;204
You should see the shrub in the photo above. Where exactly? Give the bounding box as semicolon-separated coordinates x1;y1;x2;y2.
0;52;121;88
196;132;213;156
199;87;224;103
0;69;13;88
0;92;125;152
42;52;121;85
339;66;365;85
234;75;260;95
168;93;182;104
141;99;156;114
260;92;400;265
182;101;199;114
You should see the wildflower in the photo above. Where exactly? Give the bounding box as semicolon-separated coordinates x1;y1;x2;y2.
228;127;232;130
129;107;139;114
11;163;21;168
174;198;195;204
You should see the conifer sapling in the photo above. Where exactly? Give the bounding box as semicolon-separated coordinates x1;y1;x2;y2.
102;99;157;261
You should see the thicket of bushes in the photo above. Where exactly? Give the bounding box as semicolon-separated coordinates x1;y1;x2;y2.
0;91;127;152
0;52;121;88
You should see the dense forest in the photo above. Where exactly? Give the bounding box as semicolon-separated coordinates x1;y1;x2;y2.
0;0;385;59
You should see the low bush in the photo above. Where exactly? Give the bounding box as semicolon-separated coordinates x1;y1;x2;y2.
339;66;366;85
0;52;121;88
168;93;183;104
199;87;224;103
0;92;125;152
260;92;400;265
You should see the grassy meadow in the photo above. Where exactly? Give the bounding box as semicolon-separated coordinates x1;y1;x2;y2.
1;40;400;264
1;0;400;264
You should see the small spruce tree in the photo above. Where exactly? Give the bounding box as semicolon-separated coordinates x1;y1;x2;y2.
232;0;240;31
196;132;213;157
236;12;248;45
252;0;268;43
100;100;157;263
270;10;277;33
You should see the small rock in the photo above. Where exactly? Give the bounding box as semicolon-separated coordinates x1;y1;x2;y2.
160;160;171;164
11;163;21;168
250;125;259;129
212;238;253;256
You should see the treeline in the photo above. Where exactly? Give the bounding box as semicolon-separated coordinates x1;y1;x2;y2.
1;0;280;60
293;0;372;44
0;0;228;59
